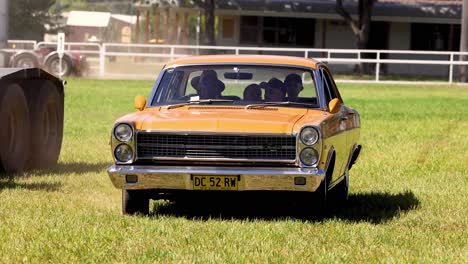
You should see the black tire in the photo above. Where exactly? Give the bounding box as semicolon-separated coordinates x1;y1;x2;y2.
295;179;327;218
26;81;64;169
313;178;328;214
45;55;72;77
12;54;38;68
122;190;149;215
0;84;31;174
328;170;349;208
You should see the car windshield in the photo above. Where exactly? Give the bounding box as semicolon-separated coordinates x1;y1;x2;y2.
151;65;319;108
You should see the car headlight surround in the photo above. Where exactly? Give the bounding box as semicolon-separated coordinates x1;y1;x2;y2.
300;147;319;166
114;123;133;142
300;127;319;146
114;143;134;163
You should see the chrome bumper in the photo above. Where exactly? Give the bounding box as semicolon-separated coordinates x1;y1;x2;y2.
108;165;325;192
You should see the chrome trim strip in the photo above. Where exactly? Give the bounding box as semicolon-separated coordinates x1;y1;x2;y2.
108;165;325;192
138;143;295;150
137;157;296;163
136;130;296;136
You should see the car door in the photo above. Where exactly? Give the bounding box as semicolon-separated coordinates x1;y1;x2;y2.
320;67;348;183
322;68;360;169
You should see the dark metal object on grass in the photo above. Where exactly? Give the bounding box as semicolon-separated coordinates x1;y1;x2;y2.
0;68;64;174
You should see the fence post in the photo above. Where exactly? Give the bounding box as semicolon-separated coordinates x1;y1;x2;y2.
449;53;454;84
304;50;308;59
235;48;239;55
376;51;380;82
99;44;106;78
170;46;175;61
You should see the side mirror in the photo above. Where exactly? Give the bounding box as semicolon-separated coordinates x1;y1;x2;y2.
134;96;146;111
328;98;341;114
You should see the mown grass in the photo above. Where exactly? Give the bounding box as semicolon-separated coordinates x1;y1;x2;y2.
1;79;467;263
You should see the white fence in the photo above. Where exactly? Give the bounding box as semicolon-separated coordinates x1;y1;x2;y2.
7;40;468;84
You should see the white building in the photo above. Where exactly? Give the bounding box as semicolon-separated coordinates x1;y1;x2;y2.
133;0;463;76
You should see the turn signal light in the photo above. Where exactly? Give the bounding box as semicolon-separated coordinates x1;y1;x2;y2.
125;175;138;184
294;177;306;186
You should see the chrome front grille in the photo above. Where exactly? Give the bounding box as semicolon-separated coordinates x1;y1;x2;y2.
136;132;296;162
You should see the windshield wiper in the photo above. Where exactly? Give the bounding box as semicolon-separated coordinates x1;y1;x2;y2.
167;99;234;110
245;101;313;109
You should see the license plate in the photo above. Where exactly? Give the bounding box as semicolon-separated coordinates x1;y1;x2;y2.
192;175;238;190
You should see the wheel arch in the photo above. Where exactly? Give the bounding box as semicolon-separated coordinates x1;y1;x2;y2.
324;147;336;186
347;144;362;170
9;51;40;67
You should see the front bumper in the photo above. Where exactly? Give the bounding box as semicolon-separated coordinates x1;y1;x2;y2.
108;165;325;192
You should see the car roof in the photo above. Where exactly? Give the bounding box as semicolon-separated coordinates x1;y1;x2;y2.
164;55;320;69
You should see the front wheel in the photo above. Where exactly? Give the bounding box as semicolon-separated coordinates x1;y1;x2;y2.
122;190;149;215
296;179;328;218
328;170;349;208
45;55;72;77
12;54;38;68
314;178;328;213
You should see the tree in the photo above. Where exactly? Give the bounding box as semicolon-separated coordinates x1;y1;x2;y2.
203;0;215;46
336;0;376;72
190;0;215;53
8;0;66;40
460;0;468;82
336;0;376;50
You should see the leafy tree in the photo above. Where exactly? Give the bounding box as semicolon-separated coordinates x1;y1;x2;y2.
203;0;215;46
336;0;376;73
9;0;67;40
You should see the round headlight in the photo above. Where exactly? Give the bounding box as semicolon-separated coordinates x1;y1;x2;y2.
300;148;319;166
114;124;133;142
114;144;134;162
300;127;319;145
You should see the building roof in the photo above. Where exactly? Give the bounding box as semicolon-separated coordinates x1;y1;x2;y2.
67;11;111;27
112;14;137;25
379;0;461;4
165;55;320;69
133;0;462;22
66;11;137;27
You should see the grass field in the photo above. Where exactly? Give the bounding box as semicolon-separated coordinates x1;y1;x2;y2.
1;79;467;263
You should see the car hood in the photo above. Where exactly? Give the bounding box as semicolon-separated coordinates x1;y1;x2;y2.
117;106;328;134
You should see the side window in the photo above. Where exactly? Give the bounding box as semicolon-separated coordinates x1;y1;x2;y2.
321;68;342;104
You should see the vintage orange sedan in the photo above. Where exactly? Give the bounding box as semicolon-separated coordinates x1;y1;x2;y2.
108;55;361;215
